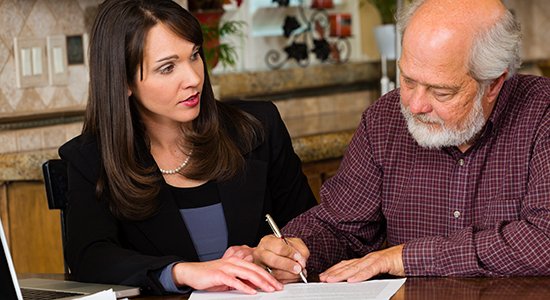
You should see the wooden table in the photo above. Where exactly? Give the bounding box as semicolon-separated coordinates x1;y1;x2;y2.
393;276;550;300
18;274;550;299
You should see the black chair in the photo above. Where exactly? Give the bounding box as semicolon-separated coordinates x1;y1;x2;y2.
42;159;70;274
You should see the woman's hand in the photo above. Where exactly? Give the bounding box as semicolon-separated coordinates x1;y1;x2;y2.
253;235;309;284
172;256;283;295
222;245;255;262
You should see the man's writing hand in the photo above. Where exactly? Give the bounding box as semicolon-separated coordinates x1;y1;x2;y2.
319;244;405;283
253;235;309;284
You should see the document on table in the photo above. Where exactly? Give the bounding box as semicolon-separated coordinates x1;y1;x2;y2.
189;278;406;300
77;288;117;300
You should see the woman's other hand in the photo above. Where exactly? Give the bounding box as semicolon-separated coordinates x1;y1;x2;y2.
222;245;255;262
172;256;283;295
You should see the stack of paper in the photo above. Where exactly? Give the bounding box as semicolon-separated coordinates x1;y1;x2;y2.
190;278;406;300
77;289;117;300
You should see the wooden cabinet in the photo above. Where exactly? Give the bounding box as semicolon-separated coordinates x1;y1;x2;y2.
0;181;65;274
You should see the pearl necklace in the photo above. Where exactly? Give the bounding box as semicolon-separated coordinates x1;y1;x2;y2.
159;150;193;175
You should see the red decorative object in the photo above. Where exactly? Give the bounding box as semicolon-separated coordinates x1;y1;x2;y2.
193;11;223;28
311;0;333;9
329;13;351;37
194;11;223;68
223;0;243;6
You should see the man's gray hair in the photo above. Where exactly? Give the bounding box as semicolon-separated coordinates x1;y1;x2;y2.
396;0;522;86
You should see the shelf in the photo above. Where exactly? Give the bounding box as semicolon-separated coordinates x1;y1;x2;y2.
251;28;284;38
247;0;346;38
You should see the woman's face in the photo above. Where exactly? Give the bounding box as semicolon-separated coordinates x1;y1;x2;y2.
129;23;204;129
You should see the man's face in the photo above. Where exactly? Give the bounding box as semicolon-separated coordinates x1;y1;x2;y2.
400;87;486;149
398;25;491;150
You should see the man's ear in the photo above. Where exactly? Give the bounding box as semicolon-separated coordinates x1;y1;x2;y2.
486;70;508;104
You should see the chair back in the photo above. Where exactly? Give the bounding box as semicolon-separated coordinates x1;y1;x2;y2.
42;159;70;274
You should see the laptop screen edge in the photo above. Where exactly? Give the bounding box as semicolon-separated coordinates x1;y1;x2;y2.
0;218;24;300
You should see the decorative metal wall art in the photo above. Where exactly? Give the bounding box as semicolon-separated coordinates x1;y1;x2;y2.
265;0;351;69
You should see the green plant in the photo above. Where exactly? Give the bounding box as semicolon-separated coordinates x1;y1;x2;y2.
190;0;245;71
361;0;411;24
201;20;246;71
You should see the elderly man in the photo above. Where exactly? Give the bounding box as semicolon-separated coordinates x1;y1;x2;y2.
254;0;550;283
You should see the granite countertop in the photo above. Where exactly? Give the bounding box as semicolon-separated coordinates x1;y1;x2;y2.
212;61;385;100
0;150;59;181
0;130;355;181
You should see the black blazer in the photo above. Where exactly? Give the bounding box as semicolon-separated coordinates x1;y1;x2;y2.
59;101;316;295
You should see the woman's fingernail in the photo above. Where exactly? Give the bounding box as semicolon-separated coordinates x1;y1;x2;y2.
293;264;302;273
267;285;275;292
294;253;301;261
277;283;284;289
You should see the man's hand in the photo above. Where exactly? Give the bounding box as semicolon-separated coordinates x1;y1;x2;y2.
253;235;309;284
319;244;405;283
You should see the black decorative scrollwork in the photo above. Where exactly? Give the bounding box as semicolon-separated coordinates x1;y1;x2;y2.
283;16;301;38
284;42;308;62
272;0;290;7
312;39;331;61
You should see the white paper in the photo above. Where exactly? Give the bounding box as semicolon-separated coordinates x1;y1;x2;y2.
76;288;117;300
190;278;406;300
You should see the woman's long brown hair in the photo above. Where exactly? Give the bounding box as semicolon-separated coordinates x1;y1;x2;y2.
83;0;262;221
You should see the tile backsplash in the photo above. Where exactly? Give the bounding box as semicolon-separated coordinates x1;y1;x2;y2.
0;0;97;118
0;121;82;155
502;0;550;61
274;90;376;138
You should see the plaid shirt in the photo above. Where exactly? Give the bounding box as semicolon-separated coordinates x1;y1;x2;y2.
283;74;550;276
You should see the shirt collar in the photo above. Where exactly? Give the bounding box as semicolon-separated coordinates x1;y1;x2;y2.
486;73;518;128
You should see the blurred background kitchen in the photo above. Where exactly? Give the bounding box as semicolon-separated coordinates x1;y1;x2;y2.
0;0;548;274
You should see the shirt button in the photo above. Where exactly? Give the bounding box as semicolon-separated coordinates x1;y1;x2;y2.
454;211;461;218
458;159;465;166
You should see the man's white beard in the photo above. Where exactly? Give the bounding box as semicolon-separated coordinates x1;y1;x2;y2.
400;90;486;149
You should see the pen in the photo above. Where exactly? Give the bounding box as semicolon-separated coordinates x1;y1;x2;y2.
265;214;308;284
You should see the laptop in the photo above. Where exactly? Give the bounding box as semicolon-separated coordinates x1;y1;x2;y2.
0;218;140;299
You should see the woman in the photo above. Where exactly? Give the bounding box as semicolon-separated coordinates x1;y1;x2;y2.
59;0;316;295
